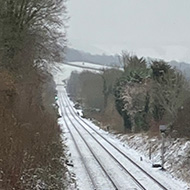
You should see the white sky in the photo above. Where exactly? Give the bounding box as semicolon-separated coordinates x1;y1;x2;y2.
67;0;190;62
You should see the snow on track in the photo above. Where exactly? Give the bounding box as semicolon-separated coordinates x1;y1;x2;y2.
57;86;187;190
59;90;140;190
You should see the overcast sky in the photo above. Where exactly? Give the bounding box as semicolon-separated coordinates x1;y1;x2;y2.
67;0;190;62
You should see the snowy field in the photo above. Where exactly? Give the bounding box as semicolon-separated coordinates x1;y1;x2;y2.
51;61;121;84
65;61;116;70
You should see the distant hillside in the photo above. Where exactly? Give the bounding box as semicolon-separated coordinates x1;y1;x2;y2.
169;60;190;79
65;48;190;79
65;48;121;67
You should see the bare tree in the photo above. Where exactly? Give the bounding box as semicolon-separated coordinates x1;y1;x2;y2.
101;68;122;109
0;1;68;189
0;0;67;70
151;70;189;124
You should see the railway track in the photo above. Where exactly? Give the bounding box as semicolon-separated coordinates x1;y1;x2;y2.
64;94;170;189
60;88;171;190
60;94;148;190
59;95;98;189
59;92;120;190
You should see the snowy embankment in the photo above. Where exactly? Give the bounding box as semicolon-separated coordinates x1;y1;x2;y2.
52;61;190;189
58;89;189;190
118;133;190;187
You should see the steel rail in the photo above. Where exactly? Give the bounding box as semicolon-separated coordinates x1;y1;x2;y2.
61;93;148;190
59;93;119;190
58;93;97;190
63;90;169;190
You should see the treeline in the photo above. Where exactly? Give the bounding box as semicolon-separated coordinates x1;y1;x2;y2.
114;52;189;134
67;52;190;137
67;69;124;132
0;1;67;189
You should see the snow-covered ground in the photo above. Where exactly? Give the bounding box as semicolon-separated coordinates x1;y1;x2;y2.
66;61;116;70
50;61;122;85
57;87;189;190
50;61;115;84
52;61;190;189
119;133;190;188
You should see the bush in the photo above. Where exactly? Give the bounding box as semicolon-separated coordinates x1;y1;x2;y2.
0;69;67;190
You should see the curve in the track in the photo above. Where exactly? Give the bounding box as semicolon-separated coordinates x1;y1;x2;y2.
63;90;169;190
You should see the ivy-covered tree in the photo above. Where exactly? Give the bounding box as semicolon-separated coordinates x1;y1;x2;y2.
114;53;151;132
114;76;132;131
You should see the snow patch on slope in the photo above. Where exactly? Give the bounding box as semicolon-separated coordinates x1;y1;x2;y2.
119;133;190;187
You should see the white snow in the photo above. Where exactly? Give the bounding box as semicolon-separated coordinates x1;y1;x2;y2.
120;134;190;188
66;61;116;70
52;61;190;190
51;61;121;85
57;87;189;190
